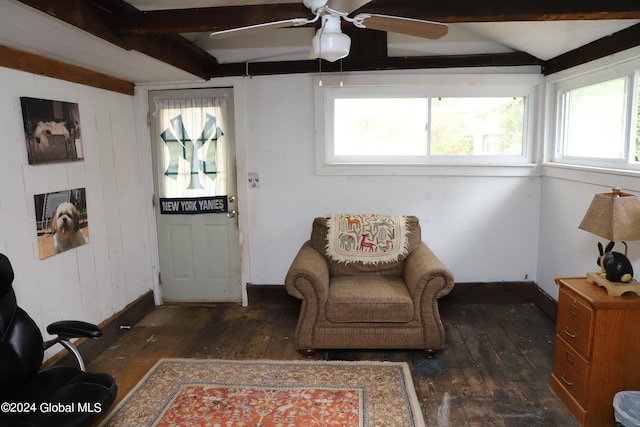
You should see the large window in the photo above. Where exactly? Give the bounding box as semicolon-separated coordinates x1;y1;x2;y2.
552;68;640;169
319;77;536;173
330;94;527;163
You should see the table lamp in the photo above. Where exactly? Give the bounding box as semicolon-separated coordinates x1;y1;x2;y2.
579;188;640;296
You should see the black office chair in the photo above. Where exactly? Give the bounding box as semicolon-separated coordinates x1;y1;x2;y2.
0;253;117;427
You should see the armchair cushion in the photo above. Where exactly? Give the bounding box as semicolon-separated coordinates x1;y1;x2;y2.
327;276;414;323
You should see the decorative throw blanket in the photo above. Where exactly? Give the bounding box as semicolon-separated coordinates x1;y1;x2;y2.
326;214;409;264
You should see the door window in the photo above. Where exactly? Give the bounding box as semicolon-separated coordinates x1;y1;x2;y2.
154;97;229;199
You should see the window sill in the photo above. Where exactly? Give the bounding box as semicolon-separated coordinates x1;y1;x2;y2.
316;162;540;177
542;162;640;191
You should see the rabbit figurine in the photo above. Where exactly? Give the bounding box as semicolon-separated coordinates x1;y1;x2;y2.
597;241;634;283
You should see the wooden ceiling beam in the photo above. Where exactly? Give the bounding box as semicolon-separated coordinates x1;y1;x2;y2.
543;22;640;74
362;0;640;23
11;0;640;80
118;0;640;35
119;4;314;34
0;45;134;95
15;0;220;80
209;52;543;78
344;28;387;59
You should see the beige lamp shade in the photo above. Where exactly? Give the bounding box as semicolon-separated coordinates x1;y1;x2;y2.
579;189;640;241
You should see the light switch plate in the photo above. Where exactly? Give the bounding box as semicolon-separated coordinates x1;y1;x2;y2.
248;172;260;189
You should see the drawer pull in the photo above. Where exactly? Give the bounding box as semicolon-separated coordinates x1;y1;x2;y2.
564;327;577;339
565;351;574;365
569;300;578;317
561;373;574;387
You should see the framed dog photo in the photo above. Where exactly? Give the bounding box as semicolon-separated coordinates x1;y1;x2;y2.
20;97;83;165
34;188;89;259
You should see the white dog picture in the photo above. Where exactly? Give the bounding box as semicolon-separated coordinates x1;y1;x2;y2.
20;97;83;165
51;201;88;254
34;188;90;259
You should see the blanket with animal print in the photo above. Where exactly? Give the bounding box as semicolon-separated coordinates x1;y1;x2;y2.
325;214;409;265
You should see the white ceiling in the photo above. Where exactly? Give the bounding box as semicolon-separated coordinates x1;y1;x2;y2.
463;20;640;61
1;0;639;84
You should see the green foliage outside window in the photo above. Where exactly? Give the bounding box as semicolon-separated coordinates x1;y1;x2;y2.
430;97;524;156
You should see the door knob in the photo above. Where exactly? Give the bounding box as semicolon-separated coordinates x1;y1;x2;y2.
227;209;237;218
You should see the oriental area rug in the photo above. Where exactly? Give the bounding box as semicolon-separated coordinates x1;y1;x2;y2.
100;358;425;427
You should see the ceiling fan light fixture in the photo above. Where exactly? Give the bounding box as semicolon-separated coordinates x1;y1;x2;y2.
312;15;351;62
208;0;447;64
312;30;351;62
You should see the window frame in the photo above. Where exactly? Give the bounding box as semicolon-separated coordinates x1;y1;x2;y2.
550;63;640;171
314;73;540;176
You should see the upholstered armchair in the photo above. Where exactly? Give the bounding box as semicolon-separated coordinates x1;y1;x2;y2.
285;214;454;357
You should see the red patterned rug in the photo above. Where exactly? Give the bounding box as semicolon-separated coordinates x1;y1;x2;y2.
100;358;425;427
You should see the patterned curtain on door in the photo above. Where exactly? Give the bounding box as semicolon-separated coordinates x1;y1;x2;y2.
153;97;228;198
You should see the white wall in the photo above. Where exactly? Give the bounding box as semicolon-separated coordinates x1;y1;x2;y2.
536;175;600;298
241;73;542;285
535;48;640;299
137;72;545;294
536;169;640;299
0;67;155;356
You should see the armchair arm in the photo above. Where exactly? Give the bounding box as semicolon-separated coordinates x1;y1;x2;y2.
284;241;330;303
285;241;330;350
403;242;454;301
44;321;103;372
403;242;454;350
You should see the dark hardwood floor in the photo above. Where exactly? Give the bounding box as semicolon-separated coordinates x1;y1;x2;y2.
88;300;579;426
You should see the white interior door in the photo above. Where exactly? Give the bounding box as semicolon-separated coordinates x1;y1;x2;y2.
149;88;241;302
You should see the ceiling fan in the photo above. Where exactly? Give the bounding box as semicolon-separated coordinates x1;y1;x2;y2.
209;0;448;62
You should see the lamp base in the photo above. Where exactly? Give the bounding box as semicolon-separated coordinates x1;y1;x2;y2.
586;272;640;296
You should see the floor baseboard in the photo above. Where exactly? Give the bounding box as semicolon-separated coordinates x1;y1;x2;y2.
247;284;300;308
247;282;558;320
47;289;156;368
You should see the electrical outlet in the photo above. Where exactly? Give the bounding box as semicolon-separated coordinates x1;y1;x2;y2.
248;172;260;189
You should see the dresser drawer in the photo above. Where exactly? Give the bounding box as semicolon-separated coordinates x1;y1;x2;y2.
556;288;594;358
553;336;590;407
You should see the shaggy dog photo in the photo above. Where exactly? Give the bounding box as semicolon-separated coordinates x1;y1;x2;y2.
51;202;88;254
34;188;90;259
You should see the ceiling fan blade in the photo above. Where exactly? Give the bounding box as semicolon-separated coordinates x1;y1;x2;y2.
355;14;448;39
210;18;309;39
326;0;372;15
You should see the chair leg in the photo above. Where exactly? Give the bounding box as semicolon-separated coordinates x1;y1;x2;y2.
424;349;440;358
299;349;316;358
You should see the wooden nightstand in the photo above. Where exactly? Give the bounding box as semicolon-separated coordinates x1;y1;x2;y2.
551;277;640;427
